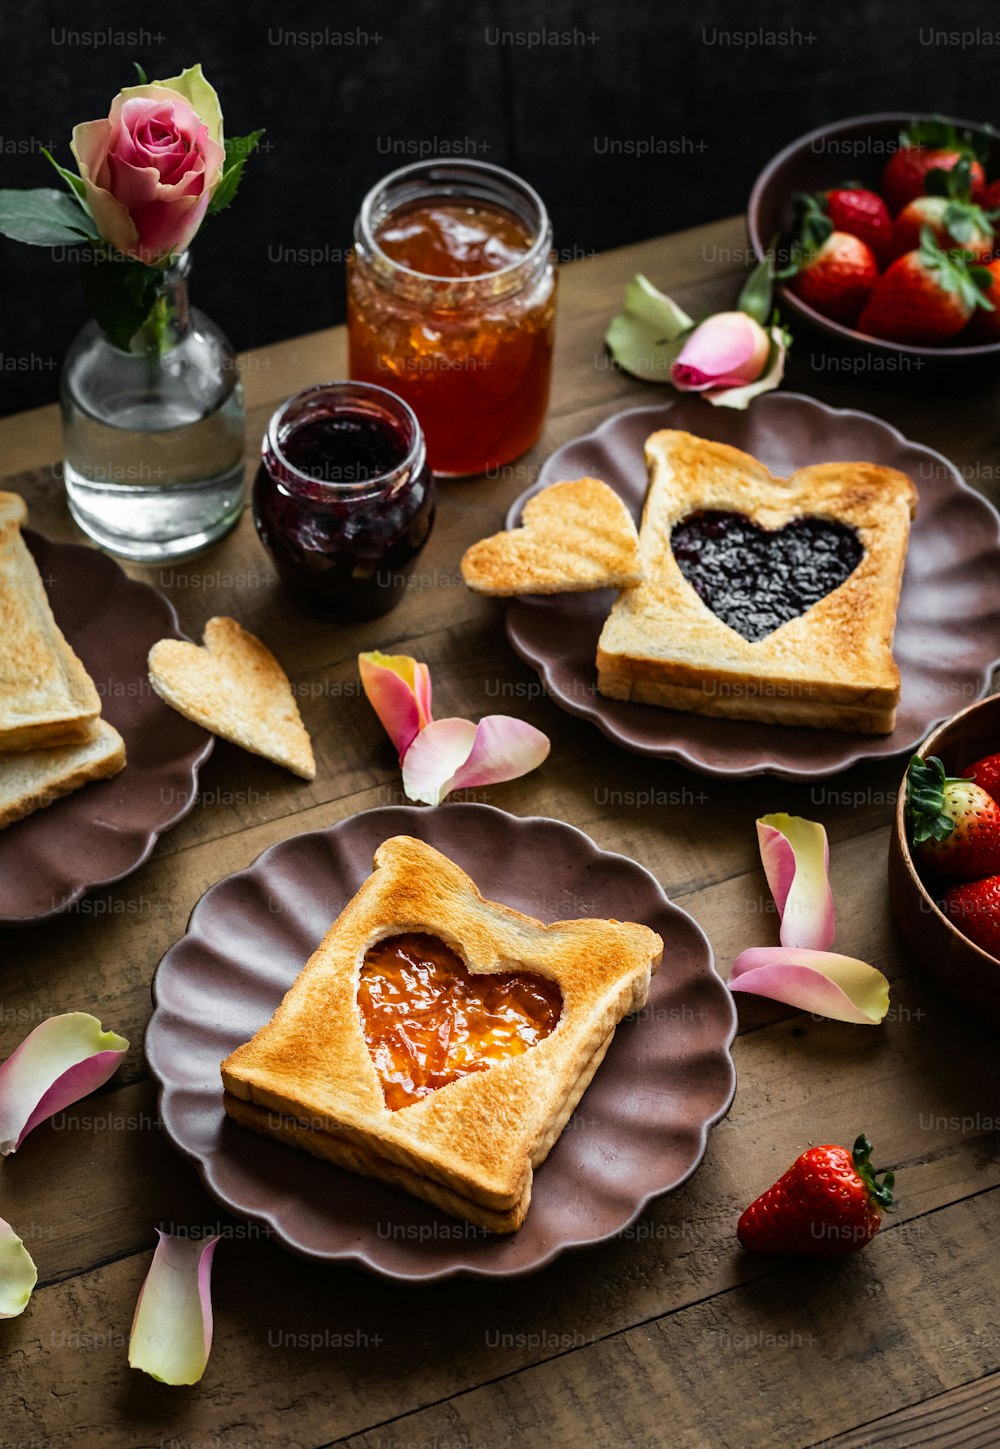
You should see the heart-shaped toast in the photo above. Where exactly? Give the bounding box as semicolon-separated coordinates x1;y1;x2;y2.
148;616;315;779
461;476;643;596
358;932;562;1109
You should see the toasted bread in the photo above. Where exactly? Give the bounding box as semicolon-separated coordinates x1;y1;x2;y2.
148;616;315;780
461;477;643;595
222;836;663;1232
0;491;102;752
596;430;917;734
0;719;126;830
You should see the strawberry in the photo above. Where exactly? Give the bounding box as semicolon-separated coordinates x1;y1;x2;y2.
737;1134;895;1259
856;228;994;344
889;159;996;260
781;204;879;326
980;178;1000;212
963;258;1000;340
964;750;1000;801
881;118;987;214
818;186;893;265
942;875;1000;959
906;753;1000;881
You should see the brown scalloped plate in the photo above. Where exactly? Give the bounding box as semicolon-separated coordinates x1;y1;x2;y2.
0;532;213;925
505;392;1000;779
146;804;737;1281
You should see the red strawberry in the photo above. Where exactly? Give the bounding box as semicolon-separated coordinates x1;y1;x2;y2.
786;232;878;325
856;229;994;344
889;159;996;260
906;753;1000;881
963;258;1000;340
980;178;1000;212
942;875;1000;959
964;750;1000;801
882;119;987;213
737;1134;895;1259
820;187;893;265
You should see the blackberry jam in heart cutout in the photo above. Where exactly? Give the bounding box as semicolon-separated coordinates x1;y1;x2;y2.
358;933;562;1110
671;510;864;642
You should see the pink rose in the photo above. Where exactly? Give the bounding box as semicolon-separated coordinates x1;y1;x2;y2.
71;64;224;265
670;312;772;392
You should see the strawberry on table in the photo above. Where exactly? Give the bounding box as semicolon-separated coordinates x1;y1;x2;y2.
737;1134;895;1259
889;159;996;260
963;750;1000;802
906;752;1000;881
881;117;987;213
856;228;994;344
815;186;893;266
942;875;1000;960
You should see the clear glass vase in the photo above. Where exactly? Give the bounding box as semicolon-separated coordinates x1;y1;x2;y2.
60;252;246;562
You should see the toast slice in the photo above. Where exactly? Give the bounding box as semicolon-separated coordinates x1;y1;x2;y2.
461;477;643;595
0;719;126;830
0;491;102;751
148;616;315;780
222;836;663;1233
596;430;917;734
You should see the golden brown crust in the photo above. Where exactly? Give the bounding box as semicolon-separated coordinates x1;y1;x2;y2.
148;616;315;779
596;431;917;734
461;477;643;595
0;719;126;830
0;490;102;751
222;837;662;1231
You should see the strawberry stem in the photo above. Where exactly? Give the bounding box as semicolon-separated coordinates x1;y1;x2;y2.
906;754;966;844
852;1133;896;1212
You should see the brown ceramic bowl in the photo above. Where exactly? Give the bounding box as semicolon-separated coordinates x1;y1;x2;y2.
888;692;1000;1030
748;112;1000;365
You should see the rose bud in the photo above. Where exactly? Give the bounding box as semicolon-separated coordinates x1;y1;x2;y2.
670;311;772;393
71;64;225;266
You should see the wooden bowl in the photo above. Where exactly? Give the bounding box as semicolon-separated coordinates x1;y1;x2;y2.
747;112;1000;369
888;692;1000;1029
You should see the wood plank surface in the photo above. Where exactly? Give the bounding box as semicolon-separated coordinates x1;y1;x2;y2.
1;214;998;1449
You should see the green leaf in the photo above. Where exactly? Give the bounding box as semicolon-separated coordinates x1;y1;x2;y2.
207;129;264;215
0;187;97;246
40;148;88;205
79;254;162;351
133;61;148;84
905;754;959;844
605;273;694;383
736;255;774;324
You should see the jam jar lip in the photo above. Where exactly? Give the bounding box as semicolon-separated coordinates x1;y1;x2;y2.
354;157;554;308
261;379;427;503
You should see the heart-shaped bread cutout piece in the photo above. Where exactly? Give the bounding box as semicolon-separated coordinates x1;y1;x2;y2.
148;615;315;779
461;477;643;596
358;932;562;1109
671;510;864;643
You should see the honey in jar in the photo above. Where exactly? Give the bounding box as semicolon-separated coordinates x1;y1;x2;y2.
358;932;562;1110
347;160;557;477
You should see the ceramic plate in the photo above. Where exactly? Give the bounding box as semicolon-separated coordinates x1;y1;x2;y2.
0;532;213;925
505;392;1000;778
147;804;737;1282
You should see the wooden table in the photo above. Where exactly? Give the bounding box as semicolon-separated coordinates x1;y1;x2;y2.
2;215;999;1449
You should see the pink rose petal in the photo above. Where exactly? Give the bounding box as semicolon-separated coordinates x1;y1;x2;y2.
0;1013;129;1156
129;1231;219;1386
703;326;787;409
670;312;771;392
401;715;550;806
757;812;835;951
359;651;434;762
729;947;890;1024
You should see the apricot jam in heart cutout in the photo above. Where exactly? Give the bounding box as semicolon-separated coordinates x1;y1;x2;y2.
671;510;864;642
358;933;562;1110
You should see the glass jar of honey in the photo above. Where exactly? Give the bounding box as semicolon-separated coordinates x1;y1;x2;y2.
347;160;557;477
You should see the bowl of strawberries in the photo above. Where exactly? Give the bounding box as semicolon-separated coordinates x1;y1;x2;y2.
889;692;1000;1031
748;113;1000;360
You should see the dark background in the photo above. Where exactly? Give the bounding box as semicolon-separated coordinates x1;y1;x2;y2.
0;0;995;414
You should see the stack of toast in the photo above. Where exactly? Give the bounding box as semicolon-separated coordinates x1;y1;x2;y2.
0;492;125;829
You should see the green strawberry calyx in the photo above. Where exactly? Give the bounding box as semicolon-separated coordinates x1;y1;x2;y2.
852;1134;896;1213
925;160;997;243
900;116;993;167
917;227;995;311
905;752;968;844
776;194;834;278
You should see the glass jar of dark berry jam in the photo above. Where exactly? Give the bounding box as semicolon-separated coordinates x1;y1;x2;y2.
253;381;435;620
